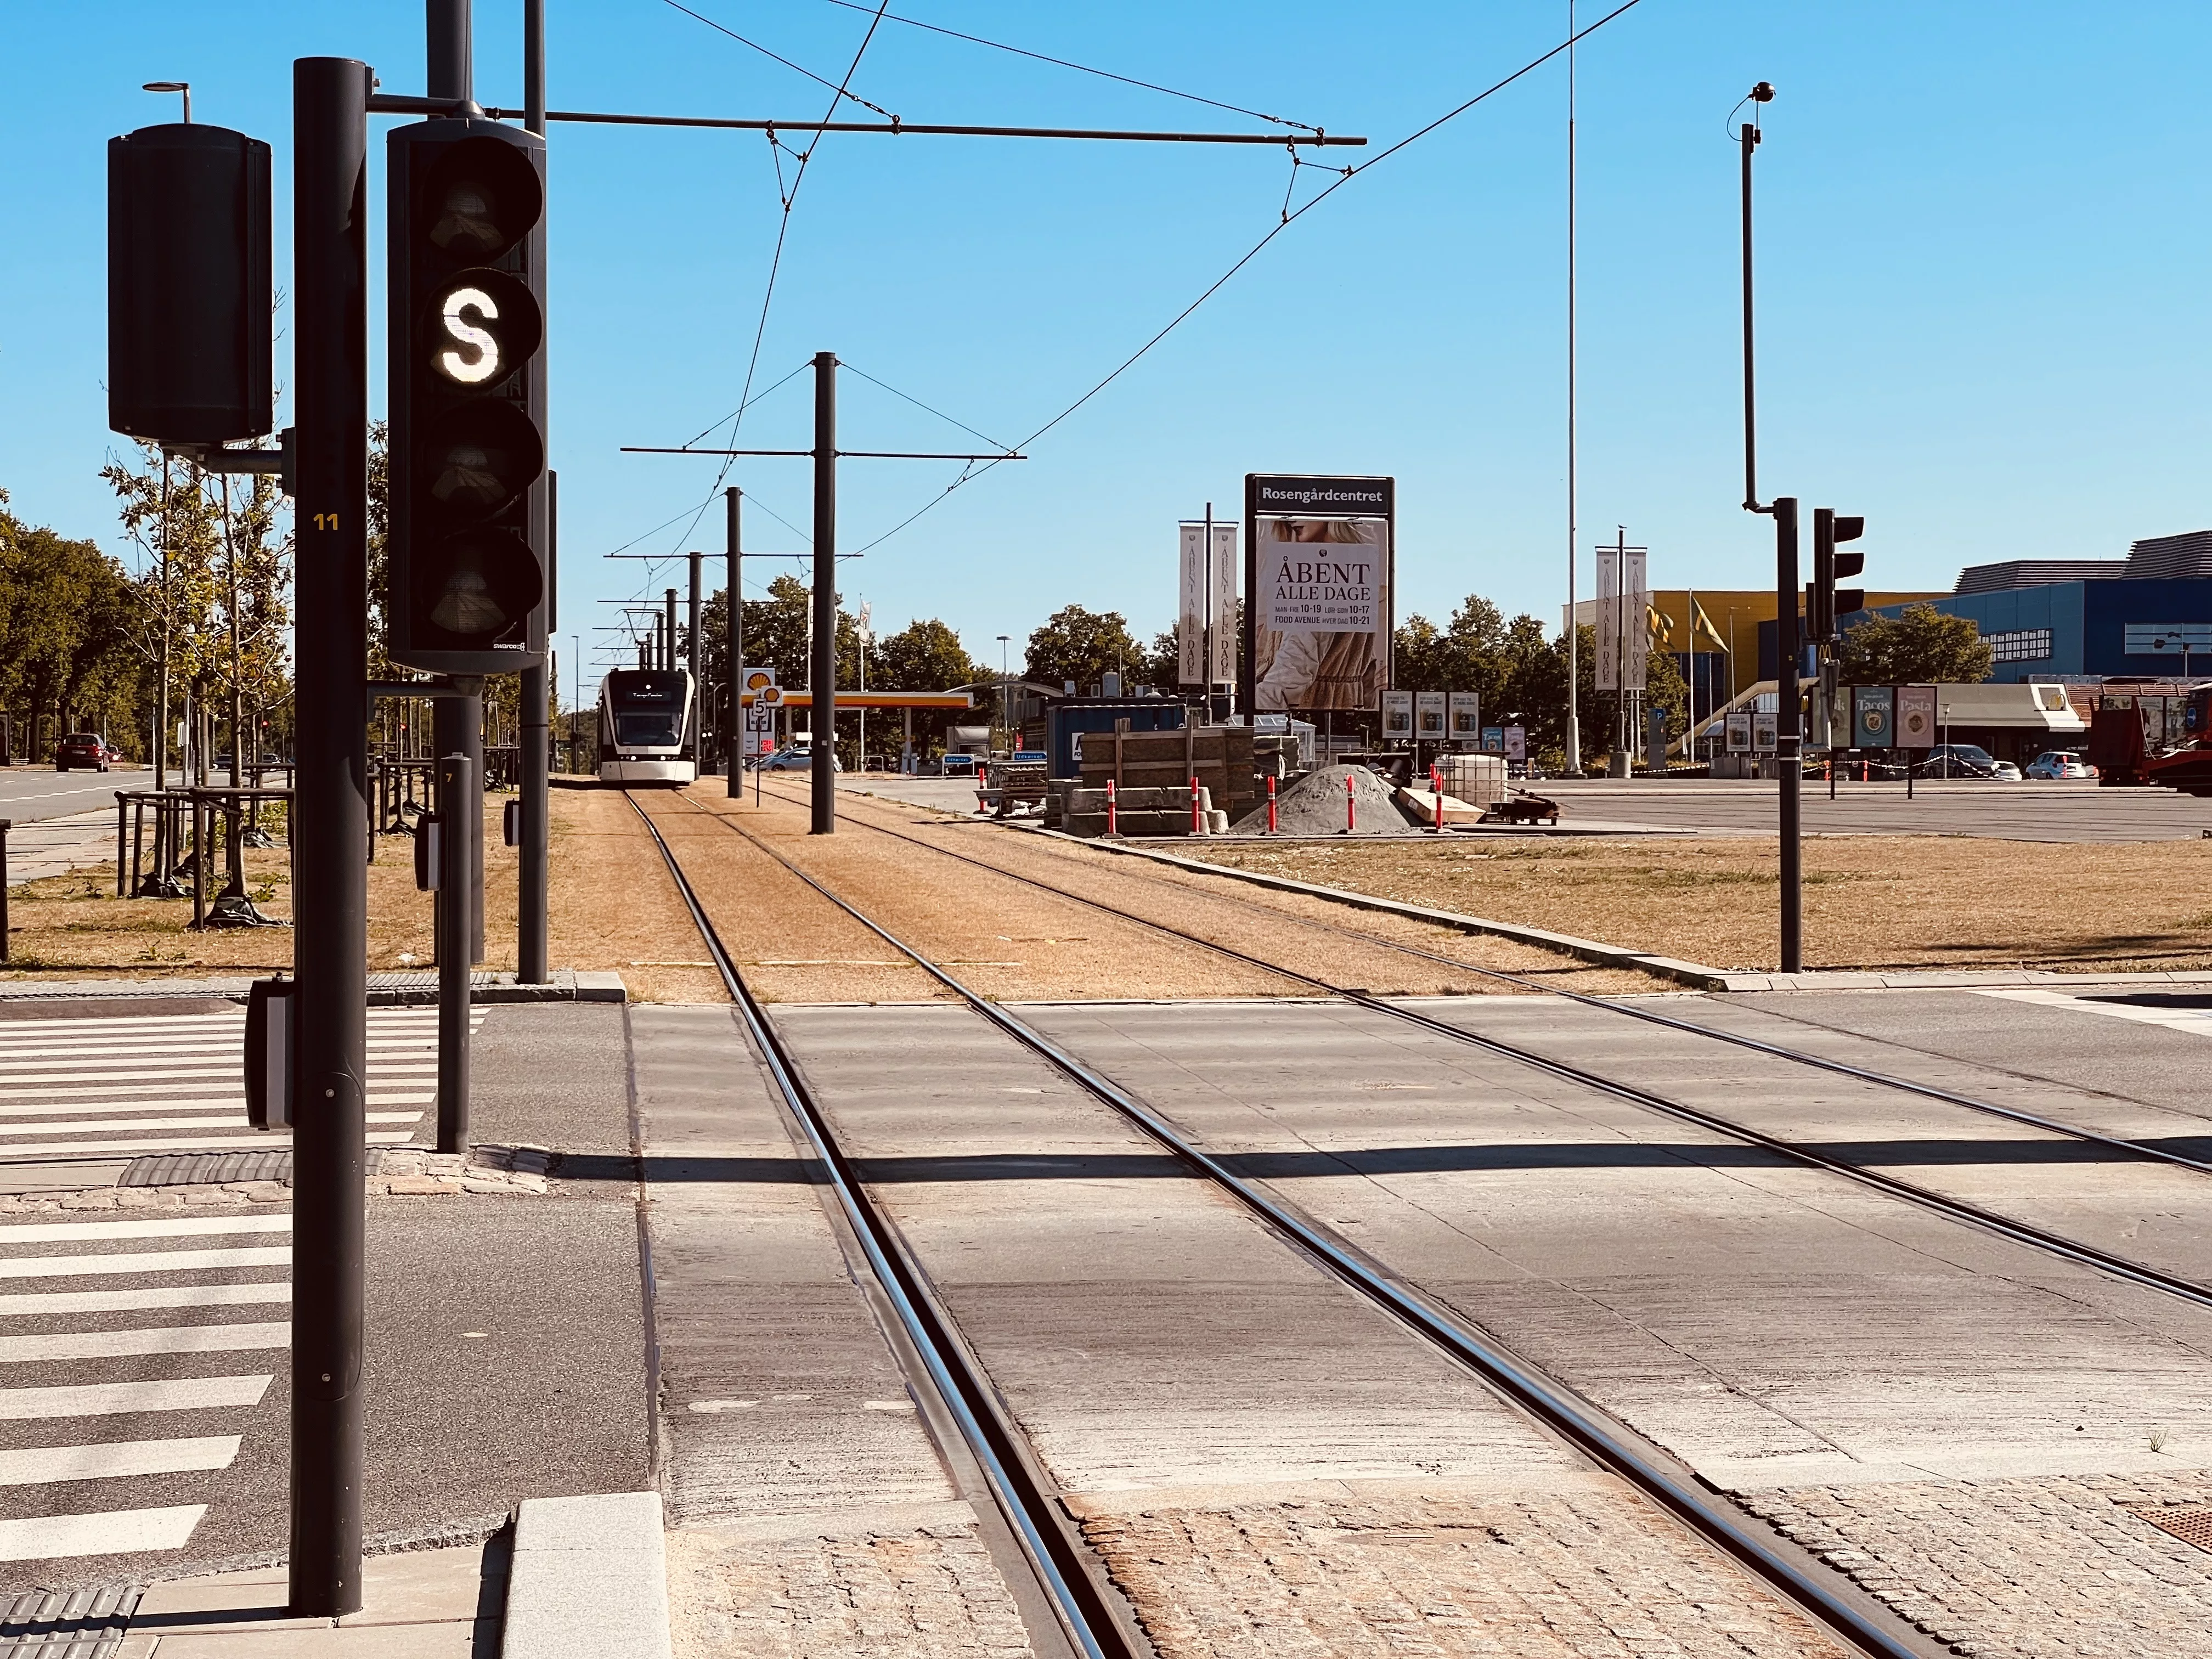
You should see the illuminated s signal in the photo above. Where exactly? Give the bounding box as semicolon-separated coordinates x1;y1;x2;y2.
437;287;499;383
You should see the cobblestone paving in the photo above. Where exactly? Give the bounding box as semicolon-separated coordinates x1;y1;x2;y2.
1075;1489;1850;1658
666;1517;1035;1657
1737;1469;2212;1657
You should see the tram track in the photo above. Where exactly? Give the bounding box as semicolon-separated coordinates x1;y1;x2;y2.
716;778;2212;1314
630;787;1929;1659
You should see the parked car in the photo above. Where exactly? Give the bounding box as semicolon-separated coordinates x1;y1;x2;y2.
1989;759;2024;782
55;732;108;773
756;744;840;772
1914;743;2010;779
2025;750;2096;780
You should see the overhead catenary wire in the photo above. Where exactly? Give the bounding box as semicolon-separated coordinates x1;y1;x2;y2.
806;0;1323;134
849;0;1647;556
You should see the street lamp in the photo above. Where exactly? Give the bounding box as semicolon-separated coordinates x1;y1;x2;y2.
997;635;1012;755
143;81;191;122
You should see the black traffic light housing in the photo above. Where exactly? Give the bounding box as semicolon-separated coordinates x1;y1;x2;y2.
109;123;273;444
387;120;548;674
1808;509;1866;643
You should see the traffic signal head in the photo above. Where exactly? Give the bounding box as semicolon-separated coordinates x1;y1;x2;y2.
387;122;547;674
1809;507;1868;642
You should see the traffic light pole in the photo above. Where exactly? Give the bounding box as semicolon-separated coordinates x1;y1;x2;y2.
436;749;476;1153
289;54;373;1620
688;551;704;765
811;351;838;834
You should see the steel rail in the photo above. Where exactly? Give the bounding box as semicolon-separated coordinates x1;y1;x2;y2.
665;791;1918;1659
719;783;2212;1313
619;792;1137;1659
1020;827;2212;1178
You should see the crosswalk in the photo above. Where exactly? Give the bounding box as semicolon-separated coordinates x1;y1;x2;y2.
0;1211;288;1564
0;1004;477;1571
0;1007;475;1166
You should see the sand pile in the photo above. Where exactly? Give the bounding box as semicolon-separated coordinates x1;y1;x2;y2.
1231;764;1418;836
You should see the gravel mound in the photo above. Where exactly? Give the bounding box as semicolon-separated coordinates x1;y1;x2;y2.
1231;764;1417;835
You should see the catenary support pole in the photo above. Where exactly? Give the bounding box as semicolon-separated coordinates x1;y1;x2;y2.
1564;0;1582;774
811;352;837;834
287;53;372;1620
688;551;703;766
1774;496;1801;972
726;488;742;794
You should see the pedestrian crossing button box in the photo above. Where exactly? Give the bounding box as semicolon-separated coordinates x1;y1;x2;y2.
245;975;294;1131
415;812;444;891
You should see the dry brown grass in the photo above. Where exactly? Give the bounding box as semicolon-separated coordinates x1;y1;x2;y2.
1186;834;2212;974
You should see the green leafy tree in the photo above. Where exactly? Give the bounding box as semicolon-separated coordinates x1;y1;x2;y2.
1023;605;1142;691
1838;604;1994;686
0;494;144;758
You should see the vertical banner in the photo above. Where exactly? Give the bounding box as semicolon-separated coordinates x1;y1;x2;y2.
1593;544;1648;692
1447;692;1481;742
1414;690;1446;740
1178;521;1239;687
1380;689;1413;741
1244;475;1394;713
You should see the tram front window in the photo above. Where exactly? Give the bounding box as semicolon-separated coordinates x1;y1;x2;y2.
616;712;682;747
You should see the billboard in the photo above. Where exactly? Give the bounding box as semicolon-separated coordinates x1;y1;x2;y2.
1503;726;1527;762
1244;473;1393;714
1177;521;1239;687
1752;712;1778;753
1447;692;1481;742
1852;685;1894;749
1380;689;1413;741
1726;712;1752;753
1414;690;1447;740
1895;684;1937;748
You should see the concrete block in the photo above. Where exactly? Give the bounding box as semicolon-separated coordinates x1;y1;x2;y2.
503;1491;670;1659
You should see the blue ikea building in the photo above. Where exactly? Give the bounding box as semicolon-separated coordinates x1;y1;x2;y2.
1861;533;2212;682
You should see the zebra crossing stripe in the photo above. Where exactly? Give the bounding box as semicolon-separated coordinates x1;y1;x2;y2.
0;1437;240;1487
0;1248;290;1280
0;1132;417;1162
0;1283;289;1317
0;1503;206;1560
0;1323;289;1363
0;1215;291;1244
0;1374;272;1419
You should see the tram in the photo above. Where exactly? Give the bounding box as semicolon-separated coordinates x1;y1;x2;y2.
597;668;697;785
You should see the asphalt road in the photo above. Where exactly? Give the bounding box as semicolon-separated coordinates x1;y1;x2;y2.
0;768;151;826
1533;776;2212;840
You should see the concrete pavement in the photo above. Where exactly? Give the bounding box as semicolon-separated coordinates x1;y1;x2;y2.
1531;776;2212;840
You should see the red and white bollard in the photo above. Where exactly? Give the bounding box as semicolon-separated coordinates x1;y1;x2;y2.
974;760;989;815
1106;778;1118;837
1346;771;1356;833
1266;774;1278;835
1430;764;1445;832
1190;775;1203;834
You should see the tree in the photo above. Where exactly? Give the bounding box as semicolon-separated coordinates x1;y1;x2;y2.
872;618;983;691
1838;604;1993;686
0;494;144;758
1023;605;1142;691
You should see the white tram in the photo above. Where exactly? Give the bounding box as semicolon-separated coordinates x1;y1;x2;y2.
597;668;697;785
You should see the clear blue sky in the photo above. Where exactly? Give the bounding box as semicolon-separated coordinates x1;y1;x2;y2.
5;2;2209;686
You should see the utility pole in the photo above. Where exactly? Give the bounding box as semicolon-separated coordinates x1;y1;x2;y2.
1563;0;1582;776
726;487;742;795
811;351;837;833
516;0;550;984
289;52;373;1618
998;635;1012;753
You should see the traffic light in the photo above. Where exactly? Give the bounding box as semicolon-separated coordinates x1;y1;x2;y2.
1808;509;1866;642
387;120;548;674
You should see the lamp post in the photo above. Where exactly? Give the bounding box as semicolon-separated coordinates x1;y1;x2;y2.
997;635;1012;754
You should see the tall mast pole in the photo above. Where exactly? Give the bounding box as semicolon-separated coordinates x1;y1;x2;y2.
1564;0;1582;775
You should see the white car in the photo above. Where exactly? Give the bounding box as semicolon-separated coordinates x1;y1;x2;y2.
1989;760;2024;782
2025;751;2096;780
